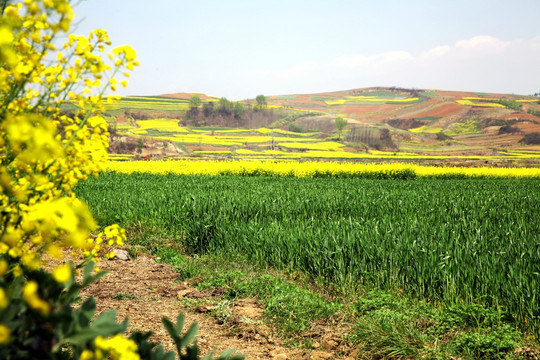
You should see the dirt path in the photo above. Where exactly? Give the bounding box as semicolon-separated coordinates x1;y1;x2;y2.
80;253;353;360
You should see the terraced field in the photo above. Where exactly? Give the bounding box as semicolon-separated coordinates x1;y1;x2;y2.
104;87;540;163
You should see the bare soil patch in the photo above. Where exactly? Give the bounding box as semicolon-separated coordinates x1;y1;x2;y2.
75;253;353;359
412;102;465;118
503;113;540;122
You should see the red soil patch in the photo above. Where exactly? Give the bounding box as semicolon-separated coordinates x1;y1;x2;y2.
295;95;314;102
413;103;465;118
502;112;539;122
342;105;381;115
515;122;540;133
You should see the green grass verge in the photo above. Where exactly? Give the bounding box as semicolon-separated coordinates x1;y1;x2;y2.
123;222;537;359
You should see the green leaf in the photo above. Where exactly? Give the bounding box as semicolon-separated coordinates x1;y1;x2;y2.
92;310;120;328
202;351;215;360
66;311;127;346
82;261;94;283
217;349;244;360
179;323;199;348
228;355;246;360
64;329;100;347
154;346;176;360
162;316;183;356
162;351;176;360
162;317;179;341
175;312;185;333
183;345;200;360
78;297;97;323
81;261;108;287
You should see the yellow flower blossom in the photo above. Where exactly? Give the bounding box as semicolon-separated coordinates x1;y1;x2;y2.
0;260;8;276
13;266;22;277
22;281;51;316
52;263;71;283
80;349;95;360
95;334;140;360
0;288;8;308
0;324;10;344
112;45;137;61
0;26;14;45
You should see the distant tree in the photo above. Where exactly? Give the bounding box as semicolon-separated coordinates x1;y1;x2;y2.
189;95;202;108
335;116;348;140
186;95;202;119
498;124;520;135
436;132;452;141
218;97;233;116
497;99;522;111
234;101;244;119
519;131;540;145
288;123;303;133
255;94;267;110
379;128;396;149
203;101;214;117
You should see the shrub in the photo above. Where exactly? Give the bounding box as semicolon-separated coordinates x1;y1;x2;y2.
498;125;520;135
519;132;540;145
436;132;452;141
288;123;304;133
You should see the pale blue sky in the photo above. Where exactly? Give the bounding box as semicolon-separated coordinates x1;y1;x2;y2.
73;0;540;99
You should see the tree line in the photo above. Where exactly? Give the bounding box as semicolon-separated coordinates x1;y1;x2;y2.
182;95;269;127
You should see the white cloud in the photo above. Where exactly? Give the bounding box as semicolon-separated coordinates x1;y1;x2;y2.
328;55;369;69
247;35;540;96
372;50;414;64
421;45;450;59
329;51;413;69
455;35;510;51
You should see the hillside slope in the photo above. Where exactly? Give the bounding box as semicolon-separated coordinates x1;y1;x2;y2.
102;87;540;161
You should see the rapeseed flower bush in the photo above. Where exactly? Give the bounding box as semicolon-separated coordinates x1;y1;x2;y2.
0;1;242;359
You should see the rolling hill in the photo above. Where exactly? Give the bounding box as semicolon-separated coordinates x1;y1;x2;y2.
101;87;540;164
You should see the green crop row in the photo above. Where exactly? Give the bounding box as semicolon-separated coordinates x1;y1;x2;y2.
75;174;540;338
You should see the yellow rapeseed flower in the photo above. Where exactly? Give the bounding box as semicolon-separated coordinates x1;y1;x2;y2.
0;323;10;344
0;260;8;276
80;349;95;360
0;288;8;308
0;26;14;45
95;334;140;360
22;281;51;316
52;263;71;283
